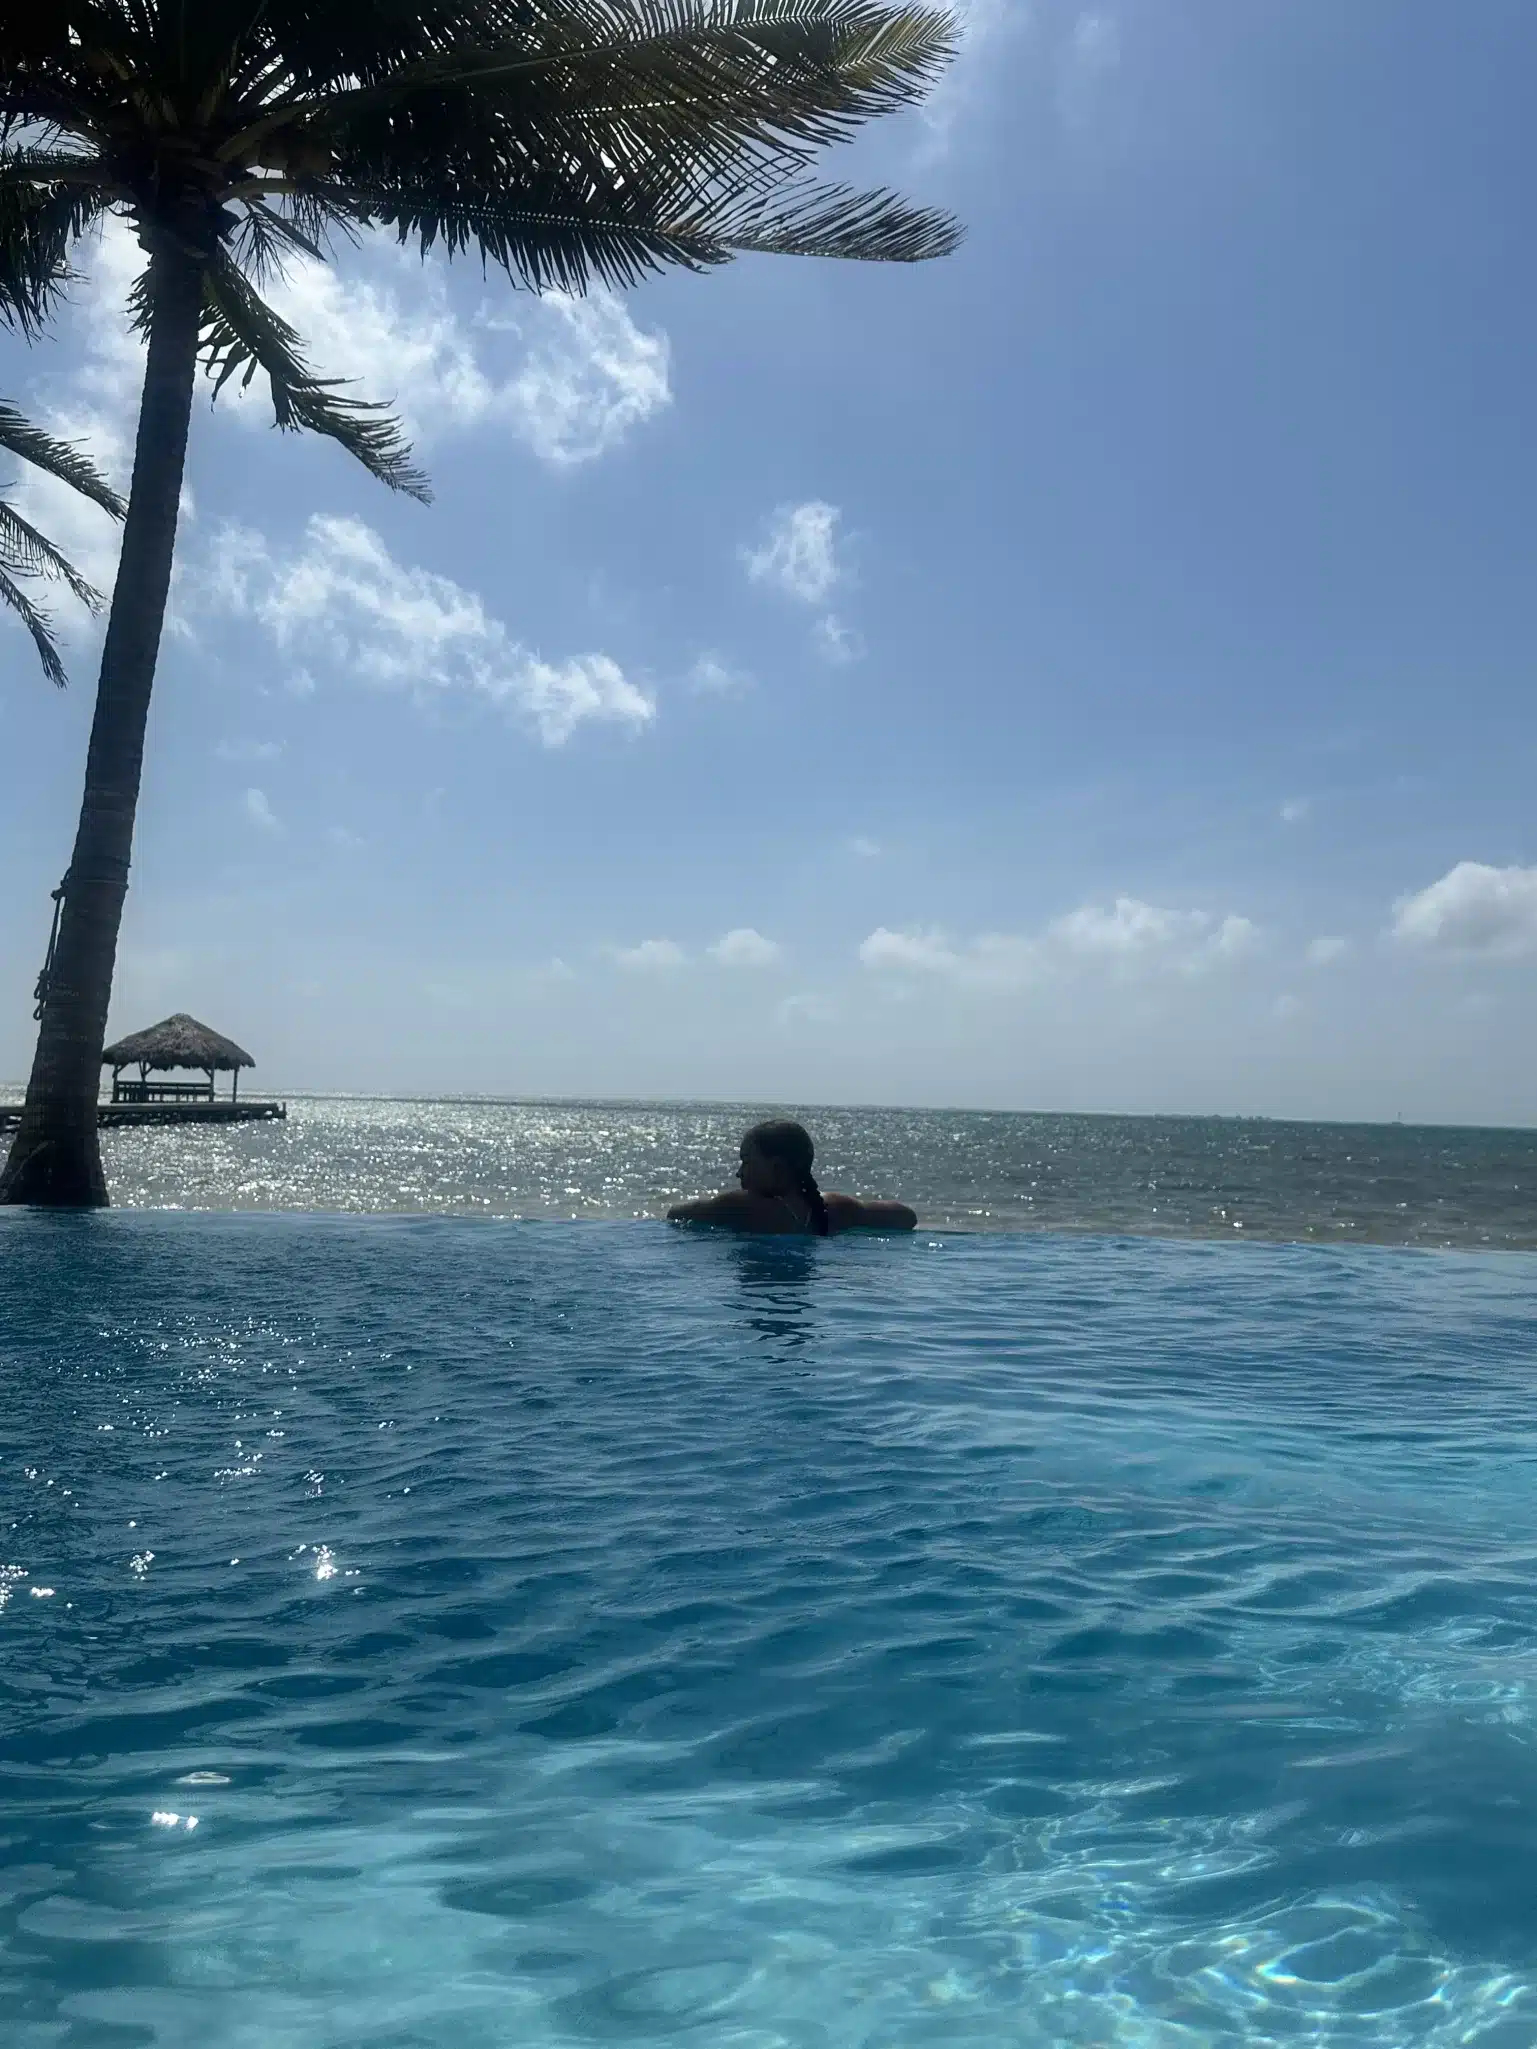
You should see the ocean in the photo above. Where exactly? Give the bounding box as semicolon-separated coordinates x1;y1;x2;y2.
61;1092;1537;1247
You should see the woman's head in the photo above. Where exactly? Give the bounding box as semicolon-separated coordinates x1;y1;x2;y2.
738;1118;814;1195
739;1119;829;1234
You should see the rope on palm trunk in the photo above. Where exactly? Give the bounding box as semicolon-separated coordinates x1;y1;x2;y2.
32;858;130;1019
32;882;66;1020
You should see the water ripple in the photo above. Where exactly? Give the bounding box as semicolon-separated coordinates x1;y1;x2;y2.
3;1216;1537;2045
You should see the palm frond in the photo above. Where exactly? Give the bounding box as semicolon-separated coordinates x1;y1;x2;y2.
270;0;955;130
0;560;68;688
668;177;961;262
0;142;107;186
352;177;712;291
0;83;106;138
1;0;959;516
352;157;957;292
197;252;432;500
0;401;126;519
0;500;107;610
325;10;954;191
0;171;103;334
228;195;333;286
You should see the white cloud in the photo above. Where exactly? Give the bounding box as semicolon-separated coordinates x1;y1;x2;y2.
232;256;481;442
1050;898;1258;970
244;787;280;832
614;938;687;972
859;927;1043;989
5;409;127;632
743;503;867;664
64;219;151;406
861;895;1259;992
917;0;1031;159
531;957;577;986
515;653;648;745
860;928;956;976
325;824;365;850
1272;993;1303;1023
846;835;882;860
813;613;863;666
3;225;144;635
4;225;660;670
0;221;254;663
1211;915;1261;960
743;501;845;607
688;651;751;695
224;250;670;467
710;927;783;968
1280;798;1311;825
1391;861;1537;960
739;502;870;666
216;738;282;764
1307;935;1349;967
1050;896;1208;958
198;514;653;747
489;292;670;467
775;990;841;1028
6;226;669;660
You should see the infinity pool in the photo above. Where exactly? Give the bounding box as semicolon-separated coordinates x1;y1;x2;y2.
4;1215;1537;2046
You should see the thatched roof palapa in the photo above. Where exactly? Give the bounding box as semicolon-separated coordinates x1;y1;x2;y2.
101;1013;255;1073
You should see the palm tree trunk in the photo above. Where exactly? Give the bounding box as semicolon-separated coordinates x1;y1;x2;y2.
0;238;204;1208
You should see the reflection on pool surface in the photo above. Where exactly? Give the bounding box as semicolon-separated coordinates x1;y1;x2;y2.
4;1214;1537;2046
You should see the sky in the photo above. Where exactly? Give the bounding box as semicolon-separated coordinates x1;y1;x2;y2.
3;0;1537;1123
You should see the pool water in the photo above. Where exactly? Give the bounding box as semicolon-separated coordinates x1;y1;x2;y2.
4;1215;1537;2047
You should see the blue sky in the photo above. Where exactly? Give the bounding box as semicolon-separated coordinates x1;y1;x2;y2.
4;0;1537;1121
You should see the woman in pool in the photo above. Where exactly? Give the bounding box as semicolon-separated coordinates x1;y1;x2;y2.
668;1119;917;1236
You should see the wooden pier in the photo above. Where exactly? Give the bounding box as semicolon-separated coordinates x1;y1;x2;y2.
0;1100;287;1133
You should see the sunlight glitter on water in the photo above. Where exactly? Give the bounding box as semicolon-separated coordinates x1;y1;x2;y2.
49;1091;1537;1245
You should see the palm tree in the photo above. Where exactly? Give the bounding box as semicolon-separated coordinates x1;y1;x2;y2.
1;399;124;685
0;1;959;1207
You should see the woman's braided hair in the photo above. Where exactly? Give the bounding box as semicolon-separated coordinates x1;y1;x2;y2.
746;1118;829;1236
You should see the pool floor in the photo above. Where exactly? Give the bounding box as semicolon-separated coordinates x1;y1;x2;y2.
4;1214;1537;2046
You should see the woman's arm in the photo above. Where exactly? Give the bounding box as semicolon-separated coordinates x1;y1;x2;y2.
826;1195;918;1232
667;1190;754;1225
